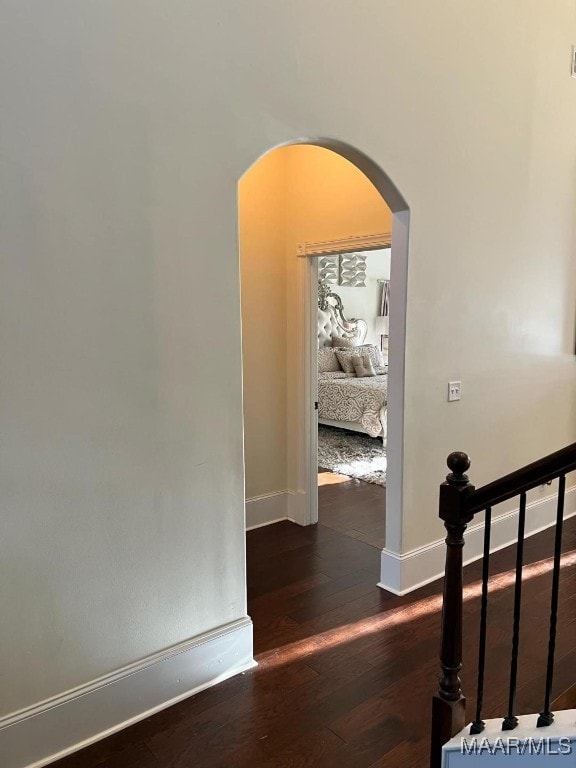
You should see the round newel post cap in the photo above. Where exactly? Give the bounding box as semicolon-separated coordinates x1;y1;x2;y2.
446;451;471;484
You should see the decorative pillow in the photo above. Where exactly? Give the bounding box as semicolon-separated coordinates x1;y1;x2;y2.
352;354;376;378
336;344;383;373
331;334;361;349
318;347;343;373
362;344;385;367
335;348;361;374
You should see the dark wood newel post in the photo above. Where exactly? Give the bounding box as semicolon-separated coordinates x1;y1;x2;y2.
430;452;476;768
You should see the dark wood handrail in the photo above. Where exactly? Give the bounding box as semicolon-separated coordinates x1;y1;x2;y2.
465;441;576;515
430;442;576;767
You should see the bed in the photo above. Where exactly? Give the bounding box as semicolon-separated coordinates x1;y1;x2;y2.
317;281;388;440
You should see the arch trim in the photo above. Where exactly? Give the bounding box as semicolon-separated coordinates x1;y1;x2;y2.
239;136;409;591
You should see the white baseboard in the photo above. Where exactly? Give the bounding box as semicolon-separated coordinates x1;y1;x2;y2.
288;489;310;526
0;618;255;768
379;486;576;596
245;490;295;530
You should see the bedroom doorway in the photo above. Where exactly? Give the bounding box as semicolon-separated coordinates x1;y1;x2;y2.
315;247;390;550
239;139;409;591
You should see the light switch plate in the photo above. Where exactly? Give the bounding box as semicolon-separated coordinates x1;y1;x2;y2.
448;381;461;402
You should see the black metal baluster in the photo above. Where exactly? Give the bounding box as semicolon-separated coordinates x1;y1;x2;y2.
537;475;566;727
470;507;492;735
502;491;527;731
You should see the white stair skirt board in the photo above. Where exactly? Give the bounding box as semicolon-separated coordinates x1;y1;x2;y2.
0;618;255;768
379;485;576;595
245;490;308;530
442;710;576;765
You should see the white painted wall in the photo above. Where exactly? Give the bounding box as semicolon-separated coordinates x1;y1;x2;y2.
2;0;576;752
0;2;250;721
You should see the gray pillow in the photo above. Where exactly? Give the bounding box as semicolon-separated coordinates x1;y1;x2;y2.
358;344;385;367
336;345;381;373
335;348;361;373
331;334;360;349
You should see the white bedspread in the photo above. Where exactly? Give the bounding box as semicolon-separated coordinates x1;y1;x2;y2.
318;372;388;437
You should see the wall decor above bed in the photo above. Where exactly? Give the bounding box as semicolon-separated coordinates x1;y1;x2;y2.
318;255;339;285
318;252;368;288
339;252;367;287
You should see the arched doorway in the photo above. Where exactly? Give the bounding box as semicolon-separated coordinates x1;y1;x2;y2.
239;139;409;589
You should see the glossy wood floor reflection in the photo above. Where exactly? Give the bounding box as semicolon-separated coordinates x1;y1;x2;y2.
53;517;576;768
318;467;386;550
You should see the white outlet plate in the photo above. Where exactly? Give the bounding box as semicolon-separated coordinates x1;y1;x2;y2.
448;380;461;402
572;45;576;78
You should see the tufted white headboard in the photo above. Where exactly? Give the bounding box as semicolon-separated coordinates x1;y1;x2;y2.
317;281;367;348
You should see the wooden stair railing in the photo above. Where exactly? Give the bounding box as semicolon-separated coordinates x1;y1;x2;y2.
430;444;576;768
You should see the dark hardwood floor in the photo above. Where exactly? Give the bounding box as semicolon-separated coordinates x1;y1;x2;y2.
317;469;386;550
53;516;576;768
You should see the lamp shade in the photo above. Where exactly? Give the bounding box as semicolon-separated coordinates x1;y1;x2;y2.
374;315;389;336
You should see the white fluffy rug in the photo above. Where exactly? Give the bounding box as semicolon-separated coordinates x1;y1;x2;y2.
317;425;387;486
